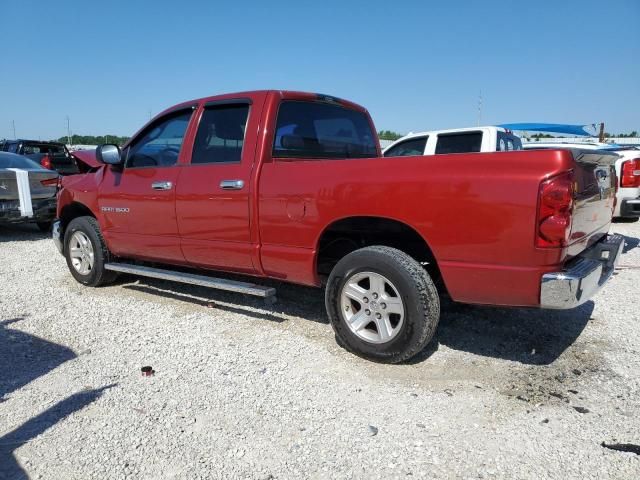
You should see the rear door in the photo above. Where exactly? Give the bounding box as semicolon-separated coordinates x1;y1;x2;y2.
434;131;483;154
176;96;263;273
99;108;195;262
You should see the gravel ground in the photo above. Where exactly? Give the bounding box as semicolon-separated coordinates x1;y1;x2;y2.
1;221;639;479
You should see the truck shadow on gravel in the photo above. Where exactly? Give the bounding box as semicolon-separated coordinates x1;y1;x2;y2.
121;276;328;325
0;317;115;479
408;300;594;365
0;224;49;243
0;317;76;400
117;276;592;366
0;385;114;480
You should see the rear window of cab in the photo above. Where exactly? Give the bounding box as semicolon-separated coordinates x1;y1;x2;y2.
273;101;377;159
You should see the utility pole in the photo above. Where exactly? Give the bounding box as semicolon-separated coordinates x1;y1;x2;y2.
598;122;605;143
66;116;71;146
11;120;16;139
477;90;483;126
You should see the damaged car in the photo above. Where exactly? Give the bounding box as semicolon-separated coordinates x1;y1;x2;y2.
0;152;59;231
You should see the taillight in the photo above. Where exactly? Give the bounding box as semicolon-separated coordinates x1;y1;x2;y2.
40;155;53;170
40;177;59;187
536;171;574;248
620;158;640;188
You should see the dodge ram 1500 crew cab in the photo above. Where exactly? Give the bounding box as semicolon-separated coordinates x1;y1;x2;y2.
53;90;623;363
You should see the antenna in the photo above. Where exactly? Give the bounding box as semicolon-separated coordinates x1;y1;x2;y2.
477;90;483;126
11;120;16;139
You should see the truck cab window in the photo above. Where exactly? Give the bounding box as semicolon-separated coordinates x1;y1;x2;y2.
497;132;523;151
383;137;427;157
191;104;249;164
435;132;482;154
273;101;377;159
126;110;193;168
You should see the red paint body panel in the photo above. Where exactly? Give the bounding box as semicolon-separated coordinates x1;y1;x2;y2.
56;90;614;308
70;149;101;169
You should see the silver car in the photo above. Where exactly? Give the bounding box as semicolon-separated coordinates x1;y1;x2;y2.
0;152;59;231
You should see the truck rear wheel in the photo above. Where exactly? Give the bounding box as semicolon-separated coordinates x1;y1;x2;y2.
64;216;117;287
325;246;440;363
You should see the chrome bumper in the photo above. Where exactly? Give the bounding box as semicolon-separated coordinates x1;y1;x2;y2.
52;219;64;254
620;198;640;218
540;234;624;309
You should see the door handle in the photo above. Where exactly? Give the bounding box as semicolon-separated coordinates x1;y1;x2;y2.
219;180;244;190
151;181;173;190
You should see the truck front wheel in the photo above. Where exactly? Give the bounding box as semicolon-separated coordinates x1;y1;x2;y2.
325;246;440;363
64;216;117;287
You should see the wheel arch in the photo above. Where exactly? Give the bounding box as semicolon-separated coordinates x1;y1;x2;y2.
315;215;445;292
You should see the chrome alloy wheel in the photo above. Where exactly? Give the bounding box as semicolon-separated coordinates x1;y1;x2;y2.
69;231;95;275
340;271;405;344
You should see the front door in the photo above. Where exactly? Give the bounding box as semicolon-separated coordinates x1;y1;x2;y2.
99;108;194;263
176;98;260;273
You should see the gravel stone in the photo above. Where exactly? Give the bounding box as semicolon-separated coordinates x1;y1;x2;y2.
1;221;640;478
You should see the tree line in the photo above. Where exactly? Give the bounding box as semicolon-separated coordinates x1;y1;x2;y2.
52;135;130;146
529;131;639;140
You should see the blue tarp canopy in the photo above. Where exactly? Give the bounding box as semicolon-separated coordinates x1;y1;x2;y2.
498;123;597;137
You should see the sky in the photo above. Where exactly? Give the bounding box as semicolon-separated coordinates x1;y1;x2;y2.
0;0;638;140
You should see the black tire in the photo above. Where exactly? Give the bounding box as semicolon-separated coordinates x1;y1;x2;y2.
63;216;117;287
325;246;440;363
36;221;52;232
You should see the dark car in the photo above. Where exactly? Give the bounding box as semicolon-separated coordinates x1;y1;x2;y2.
0;152;59;231
1;139;78;175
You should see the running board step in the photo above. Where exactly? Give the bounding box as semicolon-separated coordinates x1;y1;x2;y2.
104;263;276;298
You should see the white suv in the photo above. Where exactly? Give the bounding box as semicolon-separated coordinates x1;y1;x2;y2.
382;126;522;157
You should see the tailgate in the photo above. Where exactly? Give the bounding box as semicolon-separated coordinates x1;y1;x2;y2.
567;149;618;257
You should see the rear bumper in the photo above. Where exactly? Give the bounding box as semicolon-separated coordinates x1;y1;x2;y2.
619;198;640;218
540;234;624;309
0;197;56;224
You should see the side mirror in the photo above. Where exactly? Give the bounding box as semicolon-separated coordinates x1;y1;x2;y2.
96;144;123;165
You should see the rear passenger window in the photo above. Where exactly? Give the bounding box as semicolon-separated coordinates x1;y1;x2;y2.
191;104;250;164
22;145;41;154
273;101;377;159
383;137;427;157
435;132;482;154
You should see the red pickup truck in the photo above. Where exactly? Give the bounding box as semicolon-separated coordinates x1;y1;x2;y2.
54;90;623;363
